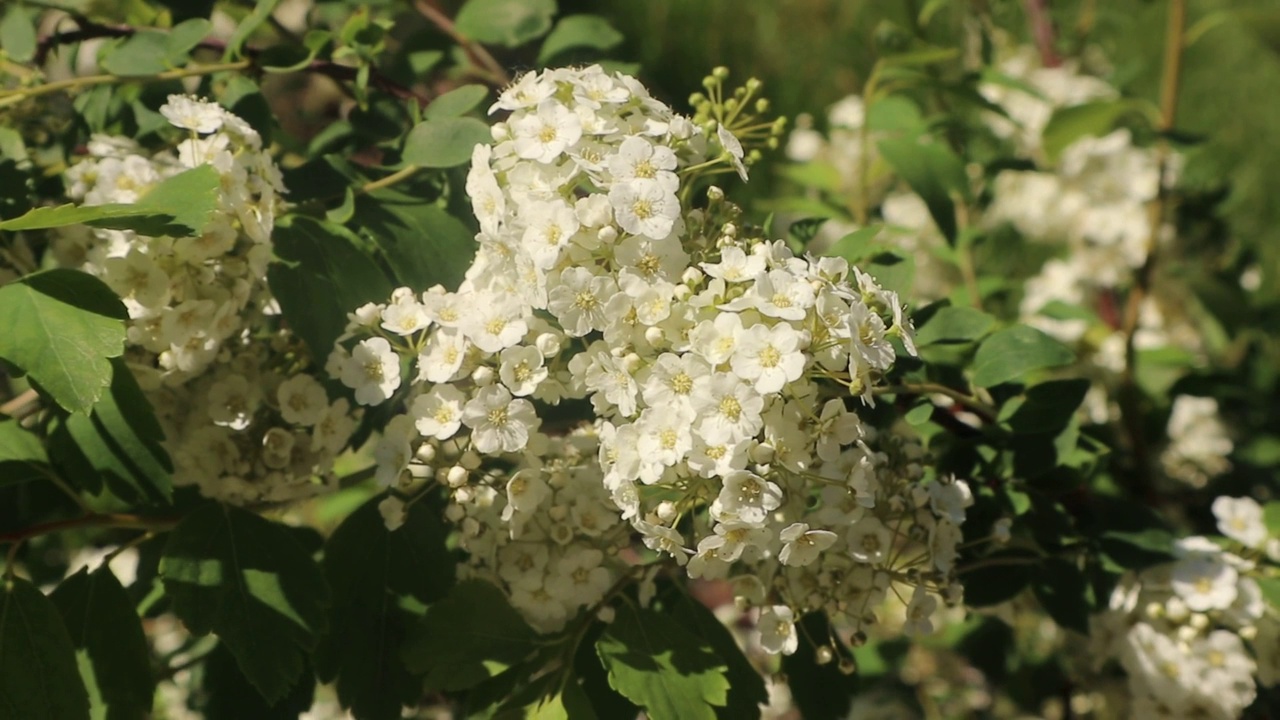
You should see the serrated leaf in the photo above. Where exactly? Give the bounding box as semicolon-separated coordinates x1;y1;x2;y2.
425;84;490;120
354;194;477;292
595;603;729;720
0;418;49;486
403;117;493;168
402;580;537;692
958;549;1040;606
50;567;155;720
315;496;456;720
0;577;89;720
665;591;767;720
914;305;996;346
159;503;330;704
0;269;126;413
1033;558;1091;633
971;324;1075;388
455;0;557;48
267;215;395;360
537;15;624;65
58;356;172;503
877;137;967;243
202;642;316;720
1;5;36;64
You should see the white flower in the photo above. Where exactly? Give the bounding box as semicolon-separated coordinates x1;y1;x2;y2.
374;414;415;487
928;478;973;526
582;350;639;417
730;322;806;394
609;180;680;240
758;606;798;655
547;268;617;337
498;345;548;397
416;327;468;384
380;298;431;336
511;99;582;163
521;199;580;269
848;516;892;564
693;374;764;444
633;520;690;565
1170;549;1238;612
903;585;937;636
410;384;467;440
746;269;815;321
778;523;838;567
712;470;782;524
378;495;406;532
462;385;538;454
1212;496;1268;548
341;337;402;406
160;95;225;134
639;352;711;412
701;246;765;283
276;374;329;427
502;469;551;516
814;399;862;462
716;124;749;182
207;374;260;431
312;398;356;454
689;312;744;366
546;547;611;606
608;136;678;192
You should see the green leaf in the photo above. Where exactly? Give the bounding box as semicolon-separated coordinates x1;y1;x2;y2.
159;503;330;704
424;84;490;120
166;18;212;62
0;577;89;720
575;621;639;720
958;549;1040;606
1257;578;1280;608
1032;558;1091;633
101;31;172;76
50;567;155;720
864;251;915;296
971;324;1075;388
59;356;172;503
1099;528;1176;570
1;165;220;238
865;95;925;134
876;137;966;243
1;5;36;64
455;0;557;48
1041;100;1144;163
595;603;729;720
202;642;316;720
354;194;477;292
403;117;493;168
267;215;394;360
914;306;996;346
224;0;281;60
0;418;49;486
401;579;537;692
537;15;624;64
0;269;126;413
999;378;1090;435
665;591;767;720
315;496;456;720
1264;501;1280;537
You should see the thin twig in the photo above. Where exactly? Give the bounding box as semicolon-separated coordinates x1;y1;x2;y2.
874;382;999;423
1022;0;1061;68
1115;0;1186;500
0;512;180;545
413;0;511;87
0;388;38;418
0;61;254;108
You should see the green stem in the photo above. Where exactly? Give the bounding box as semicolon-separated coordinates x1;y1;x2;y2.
873;382;999;423
0;60;253;109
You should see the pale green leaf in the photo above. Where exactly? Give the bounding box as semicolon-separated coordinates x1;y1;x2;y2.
455;0;557;48
403;117;493;168
971;324;1075;388
596;604;729;720
537;15;624;64
0;269;126;413
424;84;489;120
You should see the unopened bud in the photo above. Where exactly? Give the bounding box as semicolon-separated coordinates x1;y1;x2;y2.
656;501;677;522
415;443;437;464
445;503;465;522
446;465;468;487
471;366;494;386
815;646;834;665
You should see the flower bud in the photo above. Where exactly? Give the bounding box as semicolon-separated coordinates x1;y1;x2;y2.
644;326;665;347
749;442;775;465
656;501;677;522
536;332;562;357
471;366;494;386
445;503;465;522
446;465;468;487
815;646;834;665
415;443;437;464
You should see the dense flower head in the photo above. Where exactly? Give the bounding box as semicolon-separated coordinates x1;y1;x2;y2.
57;96;356;503
332;65;963;644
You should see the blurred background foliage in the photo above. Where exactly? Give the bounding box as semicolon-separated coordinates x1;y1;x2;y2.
586;0;1280;300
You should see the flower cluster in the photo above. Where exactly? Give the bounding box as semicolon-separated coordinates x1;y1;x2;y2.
331;65;960;646
1159;395;1234;489
1089;496;1279;719
58;96;356;503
